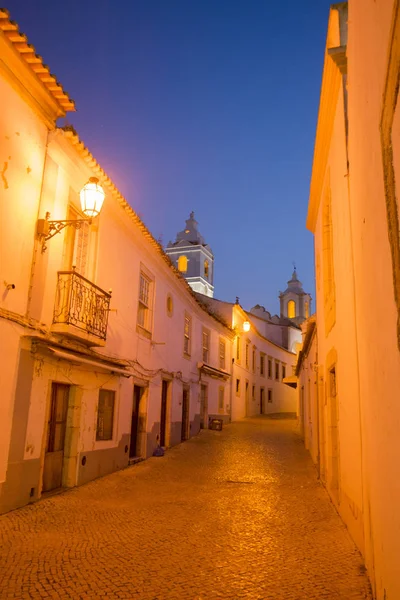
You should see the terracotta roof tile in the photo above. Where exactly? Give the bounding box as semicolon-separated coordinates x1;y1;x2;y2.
0;8;75;112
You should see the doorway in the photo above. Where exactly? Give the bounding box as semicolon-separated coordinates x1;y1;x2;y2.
260;387;265;414
160;380;169;447
200;384;208;428
130;385;144;459
181;386;190;442
43;383;70;492
245;380;249;416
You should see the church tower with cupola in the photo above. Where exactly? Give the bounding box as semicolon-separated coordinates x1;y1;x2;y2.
279;268;312;326
165;212;214;298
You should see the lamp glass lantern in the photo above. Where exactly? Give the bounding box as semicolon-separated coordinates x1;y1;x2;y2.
80;177;105;218
243;321;250;332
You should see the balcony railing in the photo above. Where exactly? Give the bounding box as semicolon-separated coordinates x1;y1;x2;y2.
53;270;111;341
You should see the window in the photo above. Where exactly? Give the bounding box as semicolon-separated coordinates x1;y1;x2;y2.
322;178;336;332
304;300;309;319
204;260;209;279
268;358;272;379
96;390;115;441
218;386;224;413
245;343;249;368
260;354;265;376
288;300;296;319
219;339;226;370
202;328;210;363
268;389;273;403
236;378;241;395
282;364;286;380
178;255;188;272
184;314;192;356
137;270;154;333
275;361;280;381
252;346;256;372
236;336;241;361
330;367;337;398
166;294;173;317
252;385;255;400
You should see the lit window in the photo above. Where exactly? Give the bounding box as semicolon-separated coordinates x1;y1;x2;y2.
219;339;226;370
236;378;241;395
96;390;115;441
166;294;173;317
218;387;224;413
288;300;296;319
260;354;265;376
236;336;241;361
178;255;188;273
304;301;309;319
137;271;154;333
202;328;210;363
204;260;209;279
184;314;191;356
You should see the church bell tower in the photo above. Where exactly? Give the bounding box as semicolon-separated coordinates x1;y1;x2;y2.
279;267;311;326
165;212;214;298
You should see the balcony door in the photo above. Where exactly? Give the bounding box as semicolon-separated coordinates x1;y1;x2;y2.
63;203;90;276
43;383;70;492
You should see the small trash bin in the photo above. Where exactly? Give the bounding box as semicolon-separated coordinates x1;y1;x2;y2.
209;419;223;431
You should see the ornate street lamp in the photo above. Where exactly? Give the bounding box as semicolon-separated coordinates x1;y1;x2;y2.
37;177;105;253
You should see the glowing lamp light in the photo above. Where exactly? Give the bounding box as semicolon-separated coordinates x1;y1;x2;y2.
80;177;105;218
243;321;250;332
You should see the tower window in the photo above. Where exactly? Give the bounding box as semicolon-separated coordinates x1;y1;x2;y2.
304;301;309;319
204;260;209;279
178;255;188;273
287;300;296;319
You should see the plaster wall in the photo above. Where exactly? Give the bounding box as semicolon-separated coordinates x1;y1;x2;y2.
346;2;400;596
312;70;365;554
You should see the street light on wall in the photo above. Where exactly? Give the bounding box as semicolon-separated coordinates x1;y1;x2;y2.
37;177;105;253
243;321;250;332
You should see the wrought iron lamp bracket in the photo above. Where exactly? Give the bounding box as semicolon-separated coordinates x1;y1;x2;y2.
38;212;92;253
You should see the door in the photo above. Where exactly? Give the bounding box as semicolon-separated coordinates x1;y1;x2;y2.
43;383;70;492
245;381;249;416
130;385;143;458
200;384;208;429
181;387;190;442
160;380;168;447
260;388;265;414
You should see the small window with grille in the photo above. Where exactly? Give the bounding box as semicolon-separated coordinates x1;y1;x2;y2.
96;389;115;441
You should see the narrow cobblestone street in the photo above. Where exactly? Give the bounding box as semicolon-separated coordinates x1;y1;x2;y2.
0;417;372;600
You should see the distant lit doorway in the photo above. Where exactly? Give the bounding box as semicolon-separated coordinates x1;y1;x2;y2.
130;385;144;459
181;386;190;441
200;384;208;429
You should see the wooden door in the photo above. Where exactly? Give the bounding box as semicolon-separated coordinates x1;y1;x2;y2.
43;383;70;492
130;385;142;458
200;384;208;429
160;380;168;447
181;387;190;441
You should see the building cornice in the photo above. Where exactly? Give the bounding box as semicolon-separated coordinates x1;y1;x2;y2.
306;4;347;233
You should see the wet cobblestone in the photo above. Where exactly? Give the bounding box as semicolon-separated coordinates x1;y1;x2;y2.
0;417;372;599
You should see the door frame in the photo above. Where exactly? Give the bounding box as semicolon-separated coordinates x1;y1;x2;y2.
41;382;70;493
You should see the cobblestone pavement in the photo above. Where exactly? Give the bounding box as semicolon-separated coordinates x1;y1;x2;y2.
0;417;372;600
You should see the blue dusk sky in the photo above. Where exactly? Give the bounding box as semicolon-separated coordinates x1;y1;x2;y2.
6;1;331;315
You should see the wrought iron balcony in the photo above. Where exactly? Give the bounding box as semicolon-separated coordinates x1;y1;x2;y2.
52;270;111;344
